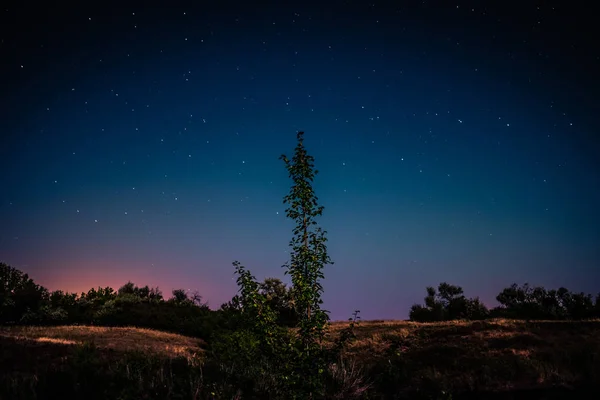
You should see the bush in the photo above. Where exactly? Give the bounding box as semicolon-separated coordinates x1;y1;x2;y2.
464;297;490;320
20;305;68;325
0;262;49;324
410;283;488;322
494;283;599;320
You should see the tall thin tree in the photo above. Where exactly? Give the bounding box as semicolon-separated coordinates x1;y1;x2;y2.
280;131;333;351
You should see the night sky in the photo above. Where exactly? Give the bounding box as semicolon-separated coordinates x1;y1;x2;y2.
1;1;599;320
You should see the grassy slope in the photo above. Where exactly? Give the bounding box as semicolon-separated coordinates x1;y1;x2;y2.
328;318;600;395
0;325;205;360
1;319;599;398
1;325;207;399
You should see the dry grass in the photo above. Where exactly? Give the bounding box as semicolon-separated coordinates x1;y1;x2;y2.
1;319;599;398
0;325;205;360
325;318;600;394
0;325;209;399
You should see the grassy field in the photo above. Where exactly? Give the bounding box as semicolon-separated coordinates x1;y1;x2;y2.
0;325;205;360
1;319;599;399
1;325;207;400
327;318;600;396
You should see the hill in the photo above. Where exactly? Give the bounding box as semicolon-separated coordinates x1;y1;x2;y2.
327;318;600;397
1;319;599;399
0;325;205;360
0;325;206;400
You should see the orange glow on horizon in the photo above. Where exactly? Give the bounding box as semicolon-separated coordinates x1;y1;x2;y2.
28;260;235;307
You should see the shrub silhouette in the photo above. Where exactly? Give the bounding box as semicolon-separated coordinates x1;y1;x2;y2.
170;288;189;303
0;262;49;324
216;278;299;330
258;277;299;327
409;282;600;322
409;282;489;322
117;281;163;302
0;264;220;337
494;283;599;320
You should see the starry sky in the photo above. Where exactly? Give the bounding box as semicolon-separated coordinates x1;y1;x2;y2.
1;1;599;320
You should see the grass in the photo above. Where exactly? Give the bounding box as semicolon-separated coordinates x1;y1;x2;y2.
1;319;599;399
0;325;207;400
327;318;600;397
0;325;205;360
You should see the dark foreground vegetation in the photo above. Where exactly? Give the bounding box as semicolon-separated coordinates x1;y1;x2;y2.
2;132;599;399
2;320;599;399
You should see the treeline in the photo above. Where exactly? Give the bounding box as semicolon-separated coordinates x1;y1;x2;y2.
409;282;600;322
0;262;299;340
2;262;598;336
